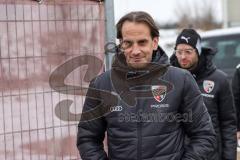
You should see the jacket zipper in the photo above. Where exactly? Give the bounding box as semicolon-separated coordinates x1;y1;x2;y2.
137;121;142;160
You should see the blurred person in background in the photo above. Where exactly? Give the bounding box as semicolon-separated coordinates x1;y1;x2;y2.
171;28;237;160
232;65;240;141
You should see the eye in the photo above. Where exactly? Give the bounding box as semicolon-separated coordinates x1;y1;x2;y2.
121;40;133;49
185;49;194;55
185;50;191;54
175;50;182;55
138;40;148;46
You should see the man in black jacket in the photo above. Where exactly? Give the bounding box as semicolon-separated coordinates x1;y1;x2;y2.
232;65;240;140
77;12;216;160
171;28;237;160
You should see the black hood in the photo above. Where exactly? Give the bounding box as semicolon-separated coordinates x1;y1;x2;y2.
170;47;217;80
112;46;169;78
110;46;170;107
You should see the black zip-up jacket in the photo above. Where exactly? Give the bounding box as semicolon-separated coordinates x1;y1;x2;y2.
77;47;216;160
232;65;240;131
171;47;237;160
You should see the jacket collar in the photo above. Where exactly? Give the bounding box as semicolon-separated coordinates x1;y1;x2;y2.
111;46;170;80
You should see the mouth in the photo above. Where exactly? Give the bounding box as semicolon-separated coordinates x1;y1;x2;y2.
131;58;143;63
127;57;148;68
180;61;189;66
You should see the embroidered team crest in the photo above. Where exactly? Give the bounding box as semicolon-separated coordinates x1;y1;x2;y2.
151;85;167;102
203;80;215;93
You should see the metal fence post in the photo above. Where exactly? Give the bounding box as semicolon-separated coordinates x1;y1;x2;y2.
104;0;116;70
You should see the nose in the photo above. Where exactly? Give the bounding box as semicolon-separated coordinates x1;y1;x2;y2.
178;53;187;59
181;54;186;59
131;43;141;56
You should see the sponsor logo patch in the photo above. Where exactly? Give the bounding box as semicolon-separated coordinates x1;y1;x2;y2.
181;36;190;43
150;104;169;108
110;106;123;112
201;93;214;98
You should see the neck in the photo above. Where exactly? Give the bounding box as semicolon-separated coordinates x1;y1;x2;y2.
188;63;198;72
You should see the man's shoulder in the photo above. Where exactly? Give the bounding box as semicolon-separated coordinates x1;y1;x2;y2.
168;66;191;76
90;70;111;87
163;66;194;85
86;70;114;93
205;69;229;86
212;69;228;79
236;63;240;69
236;64;240;73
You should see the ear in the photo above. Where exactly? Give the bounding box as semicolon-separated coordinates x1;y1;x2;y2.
152;37;159;50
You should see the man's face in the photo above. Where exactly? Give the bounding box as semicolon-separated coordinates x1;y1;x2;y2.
120;21;159;69
175;44;199;70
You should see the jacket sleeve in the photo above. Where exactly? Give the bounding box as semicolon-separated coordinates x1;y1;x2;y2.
181;72;216;160
232;67;240;131
77;80;108;160
219;75;237;160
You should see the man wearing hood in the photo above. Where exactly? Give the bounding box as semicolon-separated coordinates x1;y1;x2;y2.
170;28;237;160
77;12;216;160
232;65;240;140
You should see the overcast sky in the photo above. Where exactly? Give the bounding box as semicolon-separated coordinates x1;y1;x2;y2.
114;0;223;24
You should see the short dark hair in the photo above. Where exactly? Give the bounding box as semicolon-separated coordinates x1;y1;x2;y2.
116;11;159;39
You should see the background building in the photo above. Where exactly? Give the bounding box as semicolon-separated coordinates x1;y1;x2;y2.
223;0;240;27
